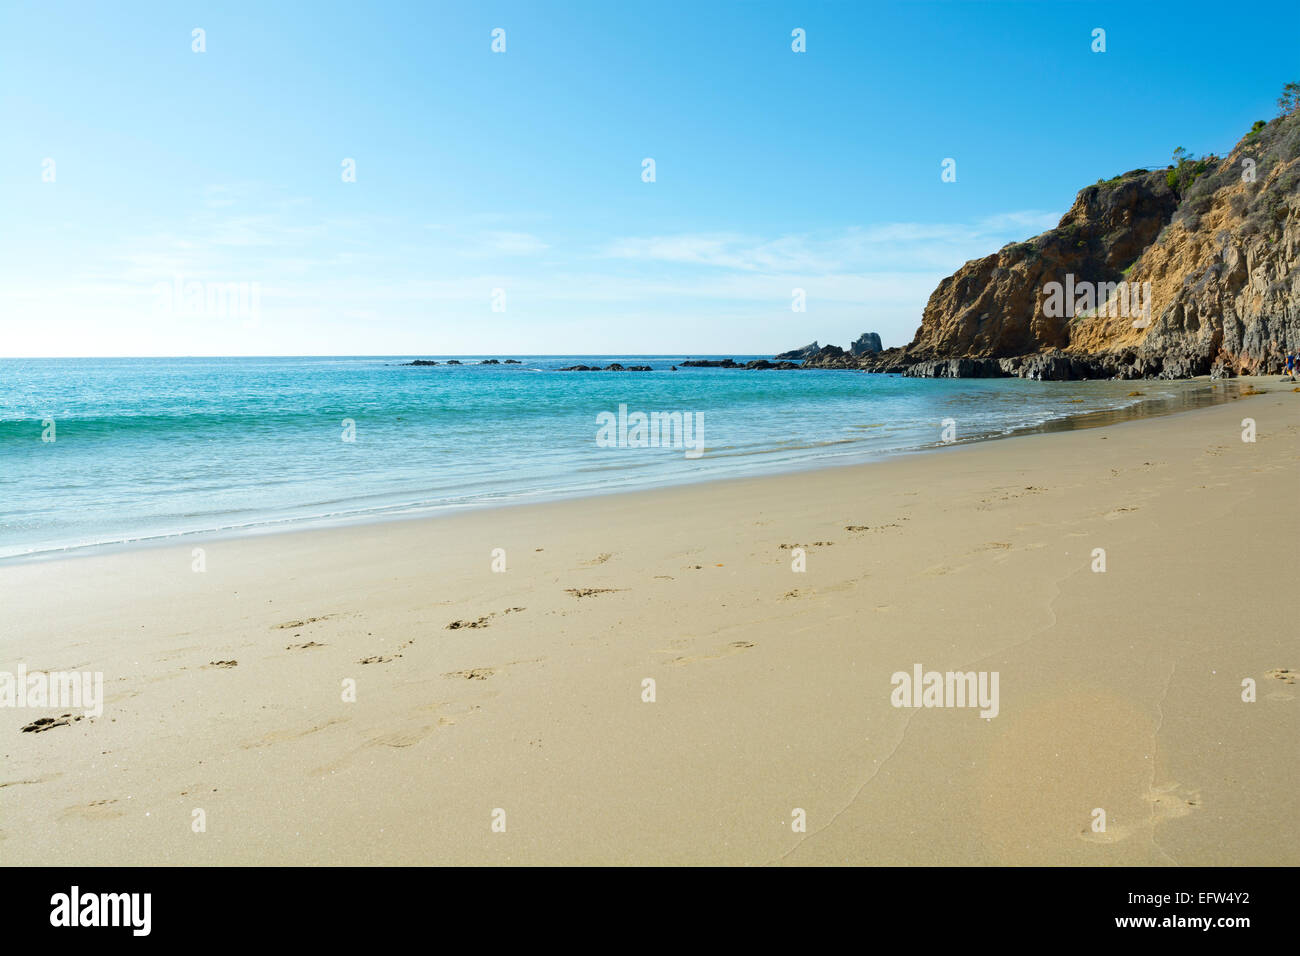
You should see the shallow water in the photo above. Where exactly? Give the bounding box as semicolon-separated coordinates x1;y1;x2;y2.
0;356;1239;560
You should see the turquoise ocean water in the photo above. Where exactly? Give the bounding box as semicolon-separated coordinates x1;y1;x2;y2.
0;356;1232;560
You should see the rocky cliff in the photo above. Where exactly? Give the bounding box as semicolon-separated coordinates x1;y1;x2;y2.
850;332;883;355
850;105;1300;379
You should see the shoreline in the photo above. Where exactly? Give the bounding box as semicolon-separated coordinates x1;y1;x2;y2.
0;376;1258;566
2;377;1296;864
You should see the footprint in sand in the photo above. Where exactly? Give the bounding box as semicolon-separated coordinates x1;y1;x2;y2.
20;714;85;734
446;607;526;629
287;641;326;650
443;666;497;680
367;726;437;748
921;564;956;576
1265;668;1296;685
565;588;622;598
979;486;1047;507
358;654;400;665
667;641;756;666
367;703;483;749
416;702;482;727
273;615;333;630
1103;507;1139;520
579;552;614;567
441;656;543;681
205;660;238;669
447;616;492;630
241;717;347;750
309;704;486;774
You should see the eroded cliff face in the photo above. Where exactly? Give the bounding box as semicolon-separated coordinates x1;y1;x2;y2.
862;109;1300;379
1068;117;1300;376
904;169;1178;360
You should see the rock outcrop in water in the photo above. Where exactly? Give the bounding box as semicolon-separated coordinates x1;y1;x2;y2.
850;332;883;355
559;363;653;371
679;358;800;369
774;341;821;360
773;333;884;365
846;100;1300;379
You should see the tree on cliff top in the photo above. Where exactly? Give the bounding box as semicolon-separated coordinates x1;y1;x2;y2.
1166;147;1212;196
1279;82;1300;117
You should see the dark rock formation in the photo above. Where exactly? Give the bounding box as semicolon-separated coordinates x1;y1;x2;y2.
558;364;652;371
774;341;820;360
850;332;883;355
797;345;858;368
773;333;882;363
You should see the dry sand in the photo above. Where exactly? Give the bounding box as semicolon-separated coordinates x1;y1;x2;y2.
2;379;1297;865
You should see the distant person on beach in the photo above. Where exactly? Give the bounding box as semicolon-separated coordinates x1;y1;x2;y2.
1287;353;1296;379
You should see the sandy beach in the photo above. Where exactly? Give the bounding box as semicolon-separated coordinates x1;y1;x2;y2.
2;379;1297;866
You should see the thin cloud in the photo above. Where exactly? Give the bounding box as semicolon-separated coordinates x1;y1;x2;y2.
600;212;1063;274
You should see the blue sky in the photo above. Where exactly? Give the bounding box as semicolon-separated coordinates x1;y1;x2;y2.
2;0;1297;356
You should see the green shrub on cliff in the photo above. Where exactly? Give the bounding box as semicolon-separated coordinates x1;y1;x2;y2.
1166;147;1212;196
